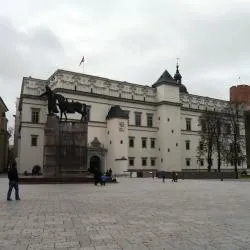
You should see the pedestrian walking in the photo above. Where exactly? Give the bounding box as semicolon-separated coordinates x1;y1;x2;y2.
175;172;178;182
172;171;176;182
7;161;20;201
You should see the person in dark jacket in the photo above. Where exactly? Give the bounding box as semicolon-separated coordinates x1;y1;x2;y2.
94;168;102;186
172;171;176;182
7;161;20;201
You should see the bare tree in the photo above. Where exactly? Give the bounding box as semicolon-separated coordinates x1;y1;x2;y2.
222;102;246;178
197;111;217;172
213;112;226;172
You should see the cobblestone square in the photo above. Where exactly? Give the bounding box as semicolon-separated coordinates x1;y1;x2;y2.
0;178;249;250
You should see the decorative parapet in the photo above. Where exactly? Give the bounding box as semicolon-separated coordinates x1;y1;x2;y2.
22;77;47;96
180;93;229;112
22;70;157;102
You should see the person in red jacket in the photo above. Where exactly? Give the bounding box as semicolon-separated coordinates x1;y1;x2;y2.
7;161;20;201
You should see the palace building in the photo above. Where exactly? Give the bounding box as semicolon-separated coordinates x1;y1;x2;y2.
14;65;247;175
0;97;9;173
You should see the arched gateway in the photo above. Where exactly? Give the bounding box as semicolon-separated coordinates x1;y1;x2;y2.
89;155;101;173
88;137;107;174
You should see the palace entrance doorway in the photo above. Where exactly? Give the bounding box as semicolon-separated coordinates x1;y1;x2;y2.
89;155;101;173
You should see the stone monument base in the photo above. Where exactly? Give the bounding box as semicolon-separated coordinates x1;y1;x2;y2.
43;115;88;177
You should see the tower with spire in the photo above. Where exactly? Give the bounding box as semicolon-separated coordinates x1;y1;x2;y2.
174;59;182;84
152;63;182;172
174;60;188;94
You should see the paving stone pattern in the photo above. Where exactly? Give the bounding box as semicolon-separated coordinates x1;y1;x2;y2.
0;178;249;250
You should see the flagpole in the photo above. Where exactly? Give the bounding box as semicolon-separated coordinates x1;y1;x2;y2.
79;56;85;74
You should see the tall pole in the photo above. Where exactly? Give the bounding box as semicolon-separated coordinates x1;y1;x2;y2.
79;56;85;74
176;57;180;66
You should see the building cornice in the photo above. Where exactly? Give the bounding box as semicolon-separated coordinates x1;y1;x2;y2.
157;101;181;107
21;94;45;101
54;88;156;106
152;81;179;88
181;106;245;118
128;126;158;132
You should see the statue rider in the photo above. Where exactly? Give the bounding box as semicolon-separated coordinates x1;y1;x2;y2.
40;86;58;115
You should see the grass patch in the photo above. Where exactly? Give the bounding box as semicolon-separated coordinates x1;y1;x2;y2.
240;175;250;179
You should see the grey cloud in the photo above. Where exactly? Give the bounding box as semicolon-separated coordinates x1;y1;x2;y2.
181;6;250;69
0;16;64;80
0;16;66;127
28;27;64;52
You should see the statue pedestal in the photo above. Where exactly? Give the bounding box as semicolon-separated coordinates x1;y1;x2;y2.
43;115;88;177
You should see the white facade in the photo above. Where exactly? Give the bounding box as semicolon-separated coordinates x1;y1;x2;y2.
14;69;247;175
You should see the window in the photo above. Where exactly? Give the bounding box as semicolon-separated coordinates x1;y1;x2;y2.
185;140;190;150
129;137;134;147
186;118;191;131
31;135;38;146
31;109;40;123
151;158;156;166
186;158;190;166
201;119;206;132
230;143;233;153
150;138;155;148
226;124;231;134
237;144;241;153
199;141;204;150
86;106;91;121
135;112;141;127
200;159;204;166
238;159;242;166
124;110;130;123
147;113;153;128
142;157;147;166
129;157;134;166
236;124;240;135
142;138;147;148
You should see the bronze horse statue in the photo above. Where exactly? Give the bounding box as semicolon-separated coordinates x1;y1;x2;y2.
55;94;88;121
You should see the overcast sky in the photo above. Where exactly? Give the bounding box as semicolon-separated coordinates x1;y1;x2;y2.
1;0;250;127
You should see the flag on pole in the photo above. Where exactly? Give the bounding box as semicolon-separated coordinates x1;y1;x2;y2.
79;56;85;66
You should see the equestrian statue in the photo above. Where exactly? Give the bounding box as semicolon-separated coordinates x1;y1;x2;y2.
40;86;88;121
40;85;59;115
